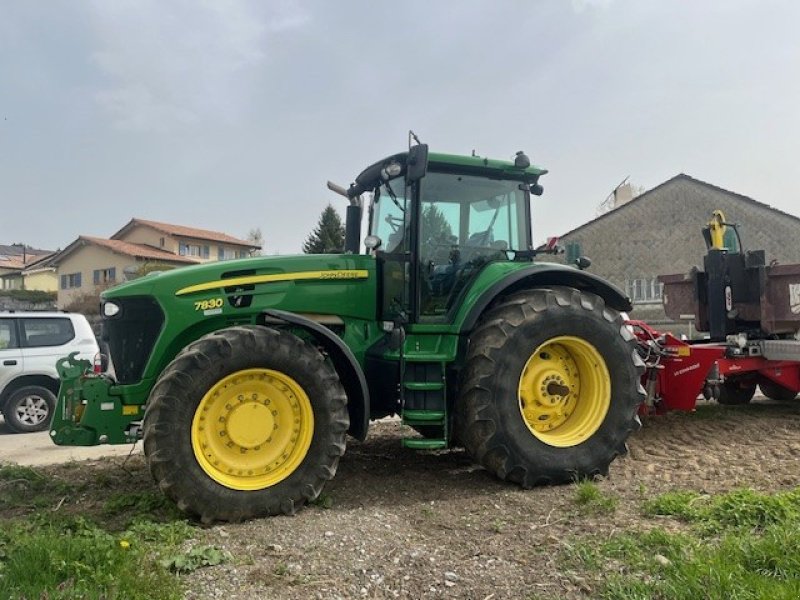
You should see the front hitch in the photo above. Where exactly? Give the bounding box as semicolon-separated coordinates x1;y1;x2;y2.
51;352;143;446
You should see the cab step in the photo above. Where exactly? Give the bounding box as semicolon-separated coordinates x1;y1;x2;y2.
402;438;447;450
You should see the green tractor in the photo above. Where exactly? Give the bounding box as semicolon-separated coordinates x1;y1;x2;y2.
53;140;643;522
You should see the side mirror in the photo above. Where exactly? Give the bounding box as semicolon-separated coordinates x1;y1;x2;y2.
575;256;592;270
407;144;428;182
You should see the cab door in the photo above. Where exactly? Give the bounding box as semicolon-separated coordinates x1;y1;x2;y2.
372;176;413;322
0;318;23;398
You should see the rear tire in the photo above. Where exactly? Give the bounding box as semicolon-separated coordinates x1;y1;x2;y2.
143;325;349;522
457;287;644;486
717;379;756;405
4;386;56;433
758;379;798;402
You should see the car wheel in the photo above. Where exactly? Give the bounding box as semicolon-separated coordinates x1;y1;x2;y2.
5;386;57;433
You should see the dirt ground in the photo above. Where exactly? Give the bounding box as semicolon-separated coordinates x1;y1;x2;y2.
18;397;800;599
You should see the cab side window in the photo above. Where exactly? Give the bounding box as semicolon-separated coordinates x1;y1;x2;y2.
0;319;18;350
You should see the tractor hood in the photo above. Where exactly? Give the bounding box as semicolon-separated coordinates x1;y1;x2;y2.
101;253;378;323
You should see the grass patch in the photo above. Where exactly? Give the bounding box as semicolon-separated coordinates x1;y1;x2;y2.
0;462;218;599
573;480;617;515
0;516;192;599
104;491;183;522
0;464;74;512
310;492;334;510
644;487;800;533
160;544;232;574
568;487;800;599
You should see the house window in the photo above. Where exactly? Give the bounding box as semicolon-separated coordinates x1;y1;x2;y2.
218;247;238;260
160;237;165;248
60;272;82;289
93;267;117;285
179;242;205;257
238;250;247;259
626;277;664;304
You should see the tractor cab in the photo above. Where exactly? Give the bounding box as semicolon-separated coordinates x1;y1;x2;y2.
347;144;548;323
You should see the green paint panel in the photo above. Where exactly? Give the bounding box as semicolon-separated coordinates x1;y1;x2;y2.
428;152;547;180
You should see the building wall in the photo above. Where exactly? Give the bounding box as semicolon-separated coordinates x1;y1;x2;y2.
117;224;249;262
555;176;800;334
24;270;58;292
56;246;136;308
117;224;175;253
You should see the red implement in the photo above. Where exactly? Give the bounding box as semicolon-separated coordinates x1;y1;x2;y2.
628;320;800;414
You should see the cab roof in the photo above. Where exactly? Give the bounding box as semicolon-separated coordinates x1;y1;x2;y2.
351;149;547;197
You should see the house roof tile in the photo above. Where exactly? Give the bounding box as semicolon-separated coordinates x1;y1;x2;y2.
50;236;202;266
112;218;258;248
557;173;800;240
0;258;25;270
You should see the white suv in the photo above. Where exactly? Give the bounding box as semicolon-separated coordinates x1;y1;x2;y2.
0;312;99;433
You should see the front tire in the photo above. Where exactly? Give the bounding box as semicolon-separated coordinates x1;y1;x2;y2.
143;326;349;522
4;386;56;433
457;288;644;486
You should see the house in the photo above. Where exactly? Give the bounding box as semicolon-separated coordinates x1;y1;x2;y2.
0;258;26;290
21;253;59;292
0;246;56;291
554;174;800;335
52;219;260;308
111;218;256;262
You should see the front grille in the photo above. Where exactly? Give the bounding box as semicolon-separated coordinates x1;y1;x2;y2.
103;296;164;384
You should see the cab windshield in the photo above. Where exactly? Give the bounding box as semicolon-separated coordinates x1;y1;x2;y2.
369;172;528;256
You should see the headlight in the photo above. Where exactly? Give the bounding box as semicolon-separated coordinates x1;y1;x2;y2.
364;235;382;250
102;301;121;317
380;161;402;180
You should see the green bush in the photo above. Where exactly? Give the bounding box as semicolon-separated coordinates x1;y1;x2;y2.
0;289;56;303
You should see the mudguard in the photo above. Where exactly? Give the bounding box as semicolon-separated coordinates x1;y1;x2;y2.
261;309;370;441
460;263;632;334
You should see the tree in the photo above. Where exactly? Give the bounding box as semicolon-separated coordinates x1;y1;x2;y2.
247;228;264;256
421;205;454;242
303;205;345;254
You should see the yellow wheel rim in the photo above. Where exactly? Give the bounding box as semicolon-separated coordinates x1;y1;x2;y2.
191;368;314;491
517;336;611;448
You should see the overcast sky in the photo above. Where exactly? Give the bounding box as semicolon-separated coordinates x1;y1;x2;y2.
2;1;799;254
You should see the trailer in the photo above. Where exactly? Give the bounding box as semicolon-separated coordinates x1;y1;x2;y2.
634;210;800;413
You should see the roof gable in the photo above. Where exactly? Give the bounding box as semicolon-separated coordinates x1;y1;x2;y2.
558;174;800;239
112;218;258;248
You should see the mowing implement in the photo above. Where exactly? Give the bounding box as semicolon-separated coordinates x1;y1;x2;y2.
52;136;644;521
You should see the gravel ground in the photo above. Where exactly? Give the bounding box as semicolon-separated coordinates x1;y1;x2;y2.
180;397;800;600
13;397;800;599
